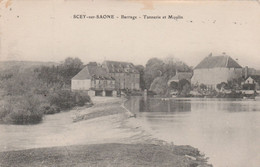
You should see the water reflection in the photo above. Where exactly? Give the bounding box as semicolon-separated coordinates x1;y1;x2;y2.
125;96;260;167
127;97;191;113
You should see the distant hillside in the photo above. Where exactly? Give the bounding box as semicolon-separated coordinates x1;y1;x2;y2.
0;61;60;72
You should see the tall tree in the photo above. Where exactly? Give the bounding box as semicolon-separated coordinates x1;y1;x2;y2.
58;57;84;85
144;58;164;89
135;65;145;90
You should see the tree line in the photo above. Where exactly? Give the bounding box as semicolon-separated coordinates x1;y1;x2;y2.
0;57;91;125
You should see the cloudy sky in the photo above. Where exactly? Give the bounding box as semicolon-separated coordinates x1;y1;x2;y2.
0;0;260;68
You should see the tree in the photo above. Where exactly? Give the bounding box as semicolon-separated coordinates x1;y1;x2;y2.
162;56;192;79
63;57;83;69
143;56;193;95
59;57;84;85
216;82;228;90
135;65;145;90
144;58;164;89
149;76;168;95
199;84;207;90
181;83;191;96
169;81;178;90
178;79;191;94
35;57;84;87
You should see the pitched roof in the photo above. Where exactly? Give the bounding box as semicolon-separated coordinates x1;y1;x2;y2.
103;61;139;73
72;64;114;80
195;54;242;69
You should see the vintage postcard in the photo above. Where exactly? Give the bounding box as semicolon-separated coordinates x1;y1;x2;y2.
0;0;259;167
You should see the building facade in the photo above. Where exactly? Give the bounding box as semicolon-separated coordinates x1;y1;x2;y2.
102;61;140;90
71;63;116;96
191;53;243;88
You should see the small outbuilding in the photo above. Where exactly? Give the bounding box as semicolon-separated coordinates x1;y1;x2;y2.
242;75;260;90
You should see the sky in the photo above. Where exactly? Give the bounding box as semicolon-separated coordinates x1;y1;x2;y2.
0;0;260;68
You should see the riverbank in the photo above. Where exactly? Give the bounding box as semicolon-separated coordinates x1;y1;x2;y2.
0;143;210;167
0;97;212;167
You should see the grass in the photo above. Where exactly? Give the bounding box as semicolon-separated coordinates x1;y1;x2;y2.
0;143;212;167
73;99;125;122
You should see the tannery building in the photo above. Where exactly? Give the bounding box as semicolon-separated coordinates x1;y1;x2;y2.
191;53;243;88
71;60;140;96
102;61;140;90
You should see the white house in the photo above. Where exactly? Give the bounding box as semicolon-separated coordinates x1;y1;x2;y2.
191;53;243;89
71;63;116;96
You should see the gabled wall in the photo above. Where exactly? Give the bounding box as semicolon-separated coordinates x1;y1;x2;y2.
191;67;242;88
71;79;91;91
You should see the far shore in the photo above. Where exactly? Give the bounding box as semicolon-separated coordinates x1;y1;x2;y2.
0;96;212;167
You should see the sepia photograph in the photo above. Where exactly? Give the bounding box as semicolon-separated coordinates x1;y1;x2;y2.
0;0;260;166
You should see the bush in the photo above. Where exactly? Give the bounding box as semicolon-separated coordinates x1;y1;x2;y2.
150;76;168;95
74;92;91;106
0;95;44;124
48;90;91;110
39;103;60;115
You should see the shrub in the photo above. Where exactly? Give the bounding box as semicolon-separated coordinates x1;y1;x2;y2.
48;90;91;110
39;103;60;115
0;95;44;124
74;92;91;106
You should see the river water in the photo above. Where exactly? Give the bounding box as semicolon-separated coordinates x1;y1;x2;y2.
125;96;260;167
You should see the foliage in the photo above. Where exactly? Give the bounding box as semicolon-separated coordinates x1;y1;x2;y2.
135;65;145;90
49;90;91;110
242;83;255;90
169;79;191;96
216;82;228;90
162;56;192;80
144;57;192;95
0;69;43;96
217;77;244;91
0;95;44;124
0;57;91;125
169;81;178;90
199;84;207;90
144;58;164;89
34;57;84;87
39;103;60;115
149;76;168;95
179;79;191;96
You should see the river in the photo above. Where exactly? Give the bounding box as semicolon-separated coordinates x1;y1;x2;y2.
124;96;260;167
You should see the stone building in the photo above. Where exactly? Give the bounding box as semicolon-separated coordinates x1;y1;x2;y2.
102;61;140;90
71;63;116;97
191;53;243;89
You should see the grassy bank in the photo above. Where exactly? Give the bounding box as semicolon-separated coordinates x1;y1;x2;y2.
0;143;211;167
73;97;128;122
